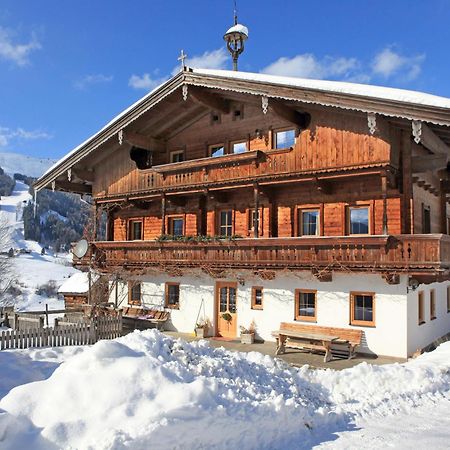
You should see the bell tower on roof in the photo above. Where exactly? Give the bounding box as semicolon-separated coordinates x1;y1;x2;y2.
223;1;248;71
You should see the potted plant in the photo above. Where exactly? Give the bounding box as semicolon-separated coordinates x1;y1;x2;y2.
195;318;209;338
240;321;256;344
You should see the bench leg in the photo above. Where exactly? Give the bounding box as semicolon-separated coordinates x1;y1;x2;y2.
275;335;286;355
348;345;356;359
323;341;332;363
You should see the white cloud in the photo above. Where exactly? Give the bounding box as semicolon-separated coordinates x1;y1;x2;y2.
130;48;228;90
261;53;360;80
0;27;41;66
74;74;113;90
0;126;52;148
372;48;425;80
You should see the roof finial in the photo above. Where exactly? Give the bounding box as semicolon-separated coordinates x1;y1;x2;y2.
234;0;238;25
178;49;187;71
224;1;248;71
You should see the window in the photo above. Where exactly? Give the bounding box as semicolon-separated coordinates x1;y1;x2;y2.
447;286;450;313
251;286;263;310
348;206;369;235
418;291;425;325
218;210;233;237
274;129;296;149
422;204;431;233
168;216;184;237
430;289;436;320
295;290;317;321
209;144;225;158
231;141;247;154
129;283;142;305
248;208;261;234
299;209;320;236
350;292;375;326
128;219;143;240
210;112;221;124
165;283;180;309
170;150;185;163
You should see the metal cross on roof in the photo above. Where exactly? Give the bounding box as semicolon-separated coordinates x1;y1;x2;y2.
178;50;187;70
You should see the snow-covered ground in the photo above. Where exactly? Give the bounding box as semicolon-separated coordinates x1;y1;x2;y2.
0;180;78;312
0;330;448;449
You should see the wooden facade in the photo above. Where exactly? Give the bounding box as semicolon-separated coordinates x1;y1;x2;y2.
35;69;450;284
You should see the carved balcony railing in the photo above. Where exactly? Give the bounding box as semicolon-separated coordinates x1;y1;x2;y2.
74;234;450;282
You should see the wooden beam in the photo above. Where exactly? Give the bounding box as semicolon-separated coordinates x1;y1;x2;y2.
123;131;166;152
188;86;230;114
269;99;311;129
381;174;388;235
401;131;413;234
411;154;447;173
315;178;332;195
415;122;450;158
73;168;95;182
55;181;92;194
167;196;187;207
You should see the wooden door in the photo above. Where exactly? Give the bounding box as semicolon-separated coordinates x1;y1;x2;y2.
216;282;238;338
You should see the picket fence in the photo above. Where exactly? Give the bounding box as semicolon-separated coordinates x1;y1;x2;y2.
0;315;122;350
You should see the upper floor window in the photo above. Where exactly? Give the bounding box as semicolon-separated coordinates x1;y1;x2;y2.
209;144;225;158
231;141;247;154
218;210;233;237
128;219;143;240
422;204;431;233
165;282;180;309
170;150;185;163
274;128;296;149
347;206;369;235
350;292;375;326
299;209;319;236
168;216;184;237
129;282;142;305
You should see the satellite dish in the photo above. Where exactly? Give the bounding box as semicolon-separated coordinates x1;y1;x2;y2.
72;239;89;259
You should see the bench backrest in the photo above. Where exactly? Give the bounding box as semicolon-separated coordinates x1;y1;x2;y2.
279;322;362;345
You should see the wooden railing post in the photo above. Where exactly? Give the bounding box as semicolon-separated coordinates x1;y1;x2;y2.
161;193;166;235
253;183;259;238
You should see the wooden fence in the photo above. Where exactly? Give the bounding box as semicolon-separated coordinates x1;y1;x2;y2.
0;315;122;350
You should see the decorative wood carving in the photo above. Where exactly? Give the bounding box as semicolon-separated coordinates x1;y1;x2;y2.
367;112;377;135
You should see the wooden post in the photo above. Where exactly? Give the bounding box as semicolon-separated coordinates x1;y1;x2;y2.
381;174;388;235
106;209;114;241
161;194;166;235
439;173;448;234
253;183;259;238
93;202;98;241
401;131;414;234
45;303;49;326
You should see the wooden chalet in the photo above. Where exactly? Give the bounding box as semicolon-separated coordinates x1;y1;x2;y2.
35;67;450;358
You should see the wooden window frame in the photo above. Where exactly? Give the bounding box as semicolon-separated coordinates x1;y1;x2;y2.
298;207;321;236
217;209;234;237
430;289;436;320
447;286;450;313
165;282;180;309
294;289;317;322
251;286;264;310
350;291;376;327
128;218;143;241
247;207;263;236
128;282;142;306
418;291;425;325
169;149;185;163
273;127;297;150
167;214;185;236
208;143;225;158
232;104;244;121
346;204;372;236
230;139;248;154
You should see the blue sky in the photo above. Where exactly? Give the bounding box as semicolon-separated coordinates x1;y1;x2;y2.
0;0;450;160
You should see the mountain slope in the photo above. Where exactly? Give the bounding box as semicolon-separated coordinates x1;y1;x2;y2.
0;152;55;178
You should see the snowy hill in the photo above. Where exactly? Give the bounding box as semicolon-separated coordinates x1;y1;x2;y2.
0;151;55;178
0;180;78;311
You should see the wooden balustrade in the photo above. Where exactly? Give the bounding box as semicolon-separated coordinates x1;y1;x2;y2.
75;235;450;277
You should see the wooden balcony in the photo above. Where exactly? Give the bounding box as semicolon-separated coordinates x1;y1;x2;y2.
76;234;450;282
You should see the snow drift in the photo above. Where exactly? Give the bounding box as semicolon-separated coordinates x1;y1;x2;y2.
0;331;449;449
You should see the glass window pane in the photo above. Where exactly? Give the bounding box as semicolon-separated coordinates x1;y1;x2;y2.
170;218;184;236
254;289;262;306
276;129;296;149
232;142;247;154
220;287;227;312
229;287;236;313
219;211;232;236
301;210;319;236
299;292;315;317
350;208;369;234
132;221;142;240
168;285;179;305
210;145;225;157
354;294;373;322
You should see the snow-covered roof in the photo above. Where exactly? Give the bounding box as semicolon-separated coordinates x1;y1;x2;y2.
224;23;248;38
58;272;95;294
193;69;450;110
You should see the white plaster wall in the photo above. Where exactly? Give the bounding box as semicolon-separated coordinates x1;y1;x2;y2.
116;270;410;358
407;281;450;356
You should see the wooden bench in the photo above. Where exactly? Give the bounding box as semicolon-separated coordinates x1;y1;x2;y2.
272;322;362;362
122;307;170;331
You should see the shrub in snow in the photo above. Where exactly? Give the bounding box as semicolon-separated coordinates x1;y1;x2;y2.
35;280;58;297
